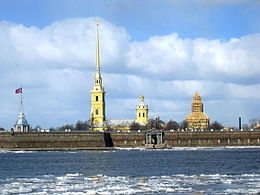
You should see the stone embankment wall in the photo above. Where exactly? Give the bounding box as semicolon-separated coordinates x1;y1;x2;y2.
164;131;260;147
110;132;146;147
110;131;260;147
0;131;260;150
0;132;106;150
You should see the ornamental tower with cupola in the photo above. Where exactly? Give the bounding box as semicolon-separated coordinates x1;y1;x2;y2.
14;89;30;132
186;92;210;130
136;94;148;123
90;18;106;127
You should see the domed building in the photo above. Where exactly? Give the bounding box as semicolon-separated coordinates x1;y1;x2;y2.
186;92;210;130
13;89;30;132
14;112;30;132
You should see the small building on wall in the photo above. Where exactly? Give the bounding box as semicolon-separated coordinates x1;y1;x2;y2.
146;129;163;145
13;87;30;133
186;92;210;130
14;112;30;132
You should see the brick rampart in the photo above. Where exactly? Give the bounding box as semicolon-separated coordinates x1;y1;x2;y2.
164;131;260;147
0;131;260;150
0;132;105;150
110;132;146;147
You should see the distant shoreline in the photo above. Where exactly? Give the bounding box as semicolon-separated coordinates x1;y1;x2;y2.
1;146;260;152
0;147;115;151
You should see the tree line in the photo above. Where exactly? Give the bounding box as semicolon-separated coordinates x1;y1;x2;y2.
242;118;260;130
29;118;260;132
144;118;224;130
32;120;91;132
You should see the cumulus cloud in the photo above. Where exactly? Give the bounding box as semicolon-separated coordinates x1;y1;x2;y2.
0;18;129;71
127;33;260;83
0;17;259;129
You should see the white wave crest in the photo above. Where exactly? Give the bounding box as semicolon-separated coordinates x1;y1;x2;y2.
1;173;260;194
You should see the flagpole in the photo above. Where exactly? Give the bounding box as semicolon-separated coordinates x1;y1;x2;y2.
21;85;23;113
21;92;23;113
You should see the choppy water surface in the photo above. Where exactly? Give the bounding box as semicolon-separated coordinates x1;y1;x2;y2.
0;147;260;194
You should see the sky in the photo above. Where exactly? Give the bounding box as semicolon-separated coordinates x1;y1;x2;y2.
0;0;260;129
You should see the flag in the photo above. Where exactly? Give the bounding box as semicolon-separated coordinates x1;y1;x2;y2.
15;88;22;94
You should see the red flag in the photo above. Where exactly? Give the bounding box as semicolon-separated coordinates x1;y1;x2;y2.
15;88;22;94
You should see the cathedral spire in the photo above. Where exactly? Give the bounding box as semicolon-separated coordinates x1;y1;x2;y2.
91;17;106;128
96;17;100;72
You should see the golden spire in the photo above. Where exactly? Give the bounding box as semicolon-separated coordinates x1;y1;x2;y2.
96;17;100;72
140;93;144;102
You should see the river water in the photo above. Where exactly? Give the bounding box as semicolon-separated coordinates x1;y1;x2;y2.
0;147;260;194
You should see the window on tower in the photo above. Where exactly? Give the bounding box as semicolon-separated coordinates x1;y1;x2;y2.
139;113;141;117
143;113;145;117
96;109;98;115
96;96;98;101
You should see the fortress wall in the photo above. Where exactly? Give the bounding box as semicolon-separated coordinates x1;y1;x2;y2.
106;131;260;147
0;132;106;150
0;131;260;150
164;131;260;147
110;132;146;147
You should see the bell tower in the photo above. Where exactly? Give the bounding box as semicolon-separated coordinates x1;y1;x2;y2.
136;94;148;123
90;18;106;126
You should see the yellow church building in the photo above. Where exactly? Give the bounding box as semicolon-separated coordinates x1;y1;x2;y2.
186;92;210;130
90;18;149;131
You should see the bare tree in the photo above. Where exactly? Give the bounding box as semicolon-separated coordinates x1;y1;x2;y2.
59;124;74;131
165;120;179;130
130;122;141;130
249;118;260;128
179;120;188;130
75;120;90;130
209;121;224;130
148;118;156;129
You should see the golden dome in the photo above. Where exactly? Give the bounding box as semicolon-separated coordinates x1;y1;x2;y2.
193;92;201;101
